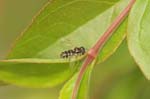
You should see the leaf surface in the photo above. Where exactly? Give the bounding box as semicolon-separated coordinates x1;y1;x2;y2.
0;0;129;87
0;59;80;87
127;0;150;80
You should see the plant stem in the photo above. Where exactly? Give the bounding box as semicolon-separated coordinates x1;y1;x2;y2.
72;0;136;99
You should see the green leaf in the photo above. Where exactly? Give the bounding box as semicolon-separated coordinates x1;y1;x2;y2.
0;59;81;88
0;0;129;87
59;60;95;99
8;0;122;59
127;0;150;80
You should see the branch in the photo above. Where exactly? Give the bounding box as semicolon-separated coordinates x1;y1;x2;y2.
72;0;136;99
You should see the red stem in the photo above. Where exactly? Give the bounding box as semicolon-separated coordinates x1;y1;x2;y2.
72;0;136;99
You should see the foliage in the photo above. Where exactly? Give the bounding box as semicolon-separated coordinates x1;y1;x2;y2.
0;0;150;99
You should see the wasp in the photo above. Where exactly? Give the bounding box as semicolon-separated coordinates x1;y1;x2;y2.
60;46;86;58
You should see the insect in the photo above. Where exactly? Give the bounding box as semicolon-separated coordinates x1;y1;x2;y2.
60;46;86;58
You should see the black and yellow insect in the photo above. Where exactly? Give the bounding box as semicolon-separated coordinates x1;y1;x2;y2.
60;46;86;58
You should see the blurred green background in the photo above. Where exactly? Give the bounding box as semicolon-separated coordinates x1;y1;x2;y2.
0;0;150;99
